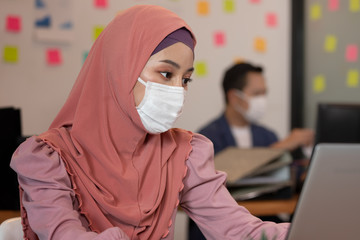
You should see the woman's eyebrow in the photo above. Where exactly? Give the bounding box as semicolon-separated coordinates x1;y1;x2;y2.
160;59;194;72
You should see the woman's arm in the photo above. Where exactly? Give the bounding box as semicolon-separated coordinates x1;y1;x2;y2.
180;133;290;240
10;137;129;240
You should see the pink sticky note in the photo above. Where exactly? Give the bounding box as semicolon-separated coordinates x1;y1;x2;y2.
250;0;261;3
6;15;21;32
214;31;226;47
46;49;62;65
94;0;107;8
346;45;358;62
328;0;339;11
266;12;277;27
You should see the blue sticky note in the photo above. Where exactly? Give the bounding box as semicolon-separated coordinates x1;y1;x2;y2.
60;21;73;29
35;0;45;8
35;15;51;27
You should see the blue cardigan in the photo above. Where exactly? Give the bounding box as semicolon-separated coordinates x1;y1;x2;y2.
198;114;278;154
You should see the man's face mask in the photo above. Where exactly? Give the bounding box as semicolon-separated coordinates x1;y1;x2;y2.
234;90;267;123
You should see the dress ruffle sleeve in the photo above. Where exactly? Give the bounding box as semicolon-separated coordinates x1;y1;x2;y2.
10;136;129;240
180;133;290;240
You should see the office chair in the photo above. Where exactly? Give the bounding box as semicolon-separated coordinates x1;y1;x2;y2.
0;217;23;240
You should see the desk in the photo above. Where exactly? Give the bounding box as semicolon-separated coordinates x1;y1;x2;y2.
0;210;20;224
238;195;298;216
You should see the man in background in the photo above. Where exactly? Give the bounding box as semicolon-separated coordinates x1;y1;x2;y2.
199;62;313;155
189;62;313;240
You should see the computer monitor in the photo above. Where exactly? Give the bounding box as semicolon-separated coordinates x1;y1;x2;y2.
315;103;360;144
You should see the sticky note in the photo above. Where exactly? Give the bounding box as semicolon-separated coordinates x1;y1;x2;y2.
197;1;209;16
223;0;235;13
83;51;89;64
35;15;51;28
347;69;359;88
350;0;360;12
266;12;277;27
328;0;339;11
254;37;266;53
35;0;45;8
324;35;337;52
94;0;107;8
195;61;207;76
214;31;226;47
46;49;62;65
93;26;105;40
250;0;261;3
310;4;322;20
313;75;326;93
233;57;245;64
6;15;21;32
3;46;18;63
346;44;358;62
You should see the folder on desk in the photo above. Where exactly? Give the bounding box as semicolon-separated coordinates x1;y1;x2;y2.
214;147;293;200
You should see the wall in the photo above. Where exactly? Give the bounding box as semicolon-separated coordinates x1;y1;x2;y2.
304;0;360;128
1;0;291;139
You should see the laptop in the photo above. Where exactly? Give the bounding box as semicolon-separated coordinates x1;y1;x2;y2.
286;143;360;239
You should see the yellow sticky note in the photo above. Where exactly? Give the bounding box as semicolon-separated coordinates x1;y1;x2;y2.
93;25;105;40
350;0;360;12
310;4;322;20
3;46;18;63
347;69;359;88
254;37;266;53
197;1;209;16
195;61;207;76
324;35;337;52
313;75;326;93
223;0;235;13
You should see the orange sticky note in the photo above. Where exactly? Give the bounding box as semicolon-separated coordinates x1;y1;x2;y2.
94;0;107;8
46;48;62;65
328;0;339;11
347;69;359;88
214;31;226;47
313;75;326;93
6;15;21;32
310;4;322;20
266;12;277;27
197;1;209;16
3;46;18;63
233;57;246;64
93;25;105;40
195;61;207;76
346;44;358;62
254;37;266;52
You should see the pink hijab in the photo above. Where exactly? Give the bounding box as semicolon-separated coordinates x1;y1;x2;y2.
26;5;196;239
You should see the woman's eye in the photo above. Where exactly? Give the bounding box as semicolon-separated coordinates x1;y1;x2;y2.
160;72;172;79
182;78;193;85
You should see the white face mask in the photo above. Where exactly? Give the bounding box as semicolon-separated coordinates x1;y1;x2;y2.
234;90;267;123
136;77;186;134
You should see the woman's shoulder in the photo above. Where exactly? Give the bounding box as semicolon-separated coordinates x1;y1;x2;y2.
10;136;64;179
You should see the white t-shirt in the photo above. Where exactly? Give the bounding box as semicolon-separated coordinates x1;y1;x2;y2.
230;125;252;148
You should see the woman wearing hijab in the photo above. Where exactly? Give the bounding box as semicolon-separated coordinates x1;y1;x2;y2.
10;5;289;240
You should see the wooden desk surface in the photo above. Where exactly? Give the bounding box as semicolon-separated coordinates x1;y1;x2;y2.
238;195;298;216
0;210;21;224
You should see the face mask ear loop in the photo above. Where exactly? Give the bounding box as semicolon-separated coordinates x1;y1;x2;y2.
234;89;249;103
138;77;147;86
